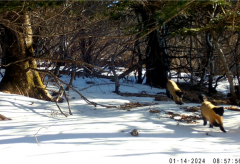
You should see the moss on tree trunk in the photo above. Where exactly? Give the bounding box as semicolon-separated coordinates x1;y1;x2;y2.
0;12;52;101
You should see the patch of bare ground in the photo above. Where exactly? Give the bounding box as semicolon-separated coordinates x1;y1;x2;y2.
118;92;169;101
117;91;156;98
180;106;200;112
149;109;161;113
117;83;240;123
224;105;240;111
0;114;12;121
116;97;202;123
119;102;158;111
162;111;201;124
147;106;202;124
177;83;232;105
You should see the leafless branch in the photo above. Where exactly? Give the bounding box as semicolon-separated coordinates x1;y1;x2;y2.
34;122;57;146
28;67;118;109
27;67;71;117
1;56;103;71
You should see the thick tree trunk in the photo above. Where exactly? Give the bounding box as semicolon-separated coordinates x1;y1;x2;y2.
135;14;144;84
135;5;169;88
0;12;52;101
134;39;143;84
145;28;169;88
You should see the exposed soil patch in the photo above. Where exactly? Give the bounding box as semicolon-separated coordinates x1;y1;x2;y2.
118;84;231;105
119;102;158;110
165;111;201;124
117;83;240;123
149;109;161;113
177;83;231;105
154;95;169;101
117;100;203;124
180;106;200;112
225;105;240;111
0;114;12;121
118;92;175;102
118;92;157;98
146;106;202;124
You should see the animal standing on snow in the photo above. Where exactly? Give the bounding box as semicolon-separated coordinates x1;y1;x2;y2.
166;79;184;105
198;94;226;133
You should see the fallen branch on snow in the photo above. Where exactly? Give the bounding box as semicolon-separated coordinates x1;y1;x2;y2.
34;122;57;146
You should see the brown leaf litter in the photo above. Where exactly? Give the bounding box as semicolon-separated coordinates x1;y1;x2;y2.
165;111;201;124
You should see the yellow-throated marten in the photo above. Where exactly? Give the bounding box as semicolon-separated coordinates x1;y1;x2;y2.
198;94;226;133
166;79;184;105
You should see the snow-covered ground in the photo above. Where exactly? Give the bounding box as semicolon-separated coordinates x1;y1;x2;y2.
1;74;240;164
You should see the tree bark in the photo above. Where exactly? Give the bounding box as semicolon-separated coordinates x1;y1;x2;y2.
54;35;67;76
135;39;143;84
110;56;120;93
0;12;52;101
65;57;76;91
145;27;169;88
213;33;236;103
135;13;144;84
135;5;170;88
206;33;216;94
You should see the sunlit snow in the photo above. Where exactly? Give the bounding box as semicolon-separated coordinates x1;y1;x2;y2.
0;71;240;164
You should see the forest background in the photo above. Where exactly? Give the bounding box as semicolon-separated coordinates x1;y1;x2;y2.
0;0;240;104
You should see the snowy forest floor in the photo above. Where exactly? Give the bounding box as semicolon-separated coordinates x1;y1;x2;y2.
1;75;240;164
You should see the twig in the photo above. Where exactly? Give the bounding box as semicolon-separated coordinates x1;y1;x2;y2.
12;1;25;23
34;122;57;146
28;67;70;117
63;91;72;115
55;86;68;117
1;56;103;71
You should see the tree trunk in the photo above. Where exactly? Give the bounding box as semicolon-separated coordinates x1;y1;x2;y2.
80;37;93;76
135;13;143;84
0;12;52;101
133;39;143;84
235;32;240;99
145;27;169;88
54;35;67;76
238;66;240;97
213;34;237;104
135;5;169;88
111;57;120;93
65;57;76;91
206;33;216;94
